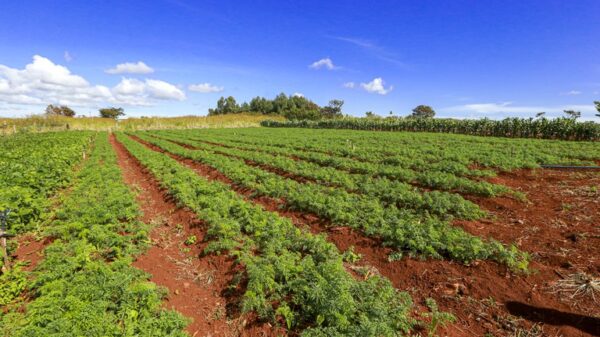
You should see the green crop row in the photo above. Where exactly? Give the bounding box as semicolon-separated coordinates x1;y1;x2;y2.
131;132;528;270
0;131;93;233
261;117;600;141
155;130;509;197
175;127;600;170
115;132;427;336
1;133;188;337
148;131;485;221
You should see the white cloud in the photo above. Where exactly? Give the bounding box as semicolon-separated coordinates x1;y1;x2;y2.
443;102;597;115
343;82;355;88
145;79;185;100
105;61;154;74
64;51;73;62
561;90;582;96
309;58;337;70
292;92;304;97
0;55;185;109
360;77;393;95
188;82;224;93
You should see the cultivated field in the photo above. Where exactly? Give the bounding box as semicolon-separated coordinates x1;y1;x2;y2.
1;128;599;336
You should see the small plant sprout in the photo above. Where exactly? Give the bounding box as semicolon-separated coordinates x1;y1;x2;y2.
184;235;197;246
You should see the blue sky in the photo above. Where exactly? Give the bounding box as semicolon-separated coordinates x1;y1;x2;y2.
0;0;599;119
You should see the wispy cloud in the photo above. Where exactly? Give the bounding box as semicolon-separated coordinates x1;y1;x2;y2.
106;61;154;74
63;51;73;62
443;102;597;116
360;77;393;95
343;82;355;88
329;36;407;68
309;58;337;70
560;90;582;96
188;82;224;93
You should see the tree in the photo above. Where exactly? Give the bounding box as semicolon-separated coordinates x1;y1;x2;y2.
535;112;546;118
365;111;374;118
320;99;344;118
45;104;75;117
594;101;600;118
563;109;581;120
99;107;125;119
410;105;435;118
208;96;240;115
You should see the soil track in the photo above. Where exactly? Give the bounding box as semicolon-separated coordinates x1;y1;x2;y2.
129;134;600;337
111;134;283;337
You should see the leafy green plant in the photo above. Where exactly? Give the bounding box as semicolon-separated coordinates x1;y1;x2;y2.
184;235;197;245
421;298;456;337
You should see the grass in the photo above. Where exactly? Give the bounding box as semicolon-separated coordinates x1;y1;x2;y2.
0;113;286;135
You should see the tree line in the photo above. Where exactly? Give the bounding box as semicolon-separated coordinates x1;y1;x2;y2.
208;93;344;120
44;105;125;119
43;99;600;121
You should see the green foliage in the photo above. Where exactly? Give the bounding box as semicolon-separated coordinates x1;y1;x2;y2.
0;131;92;233
134;131;529;270
208;96;240;115
116;132;422;335
0;267;27;306
421;298;456;337
320;99;344;118
409;105;435;119
184;235;197;245
262;116;600;141
209;93;327;120
99;107;125;119
1;134;188;336
563;109;581;120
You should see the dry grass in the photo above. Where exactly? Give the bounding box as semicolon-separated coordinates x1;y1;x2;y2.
550;272;600;302
0;113;285;135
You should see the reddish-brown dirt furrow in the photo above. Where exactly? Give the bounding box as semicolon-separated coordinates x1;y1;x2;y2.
110;134;283;337
13;235;53;272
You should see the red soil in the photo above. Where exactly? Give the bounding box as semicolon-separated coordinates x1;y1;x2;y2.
111;134;283;337
130;135;600;337
13;235;53;272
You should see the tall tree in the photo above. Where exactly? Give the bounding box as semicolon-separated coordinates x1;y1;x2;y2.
99;107;125;119
594;101;600;118
320;99;344;117
45;104;75;117
563;109;581;120
410;105;435;118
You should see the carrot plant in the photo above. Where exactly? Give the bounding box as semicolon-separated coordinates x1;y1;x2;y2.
0;134;188;337
131;132;528;270
116;132;427;336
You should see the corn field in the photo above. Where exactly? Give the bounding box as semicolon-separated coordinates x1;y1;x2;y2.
261;117;600;141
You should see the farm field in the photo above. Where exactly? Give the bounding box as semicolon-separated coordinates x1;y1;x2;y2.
1;128;599;337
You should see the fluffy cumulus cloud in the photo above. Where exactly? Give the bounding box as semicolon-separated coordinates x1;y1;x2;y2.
113;78;186;104
309;58;337;70
105;61;154;74
360;77;393;95
0;55;185;108
188;82;224;93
